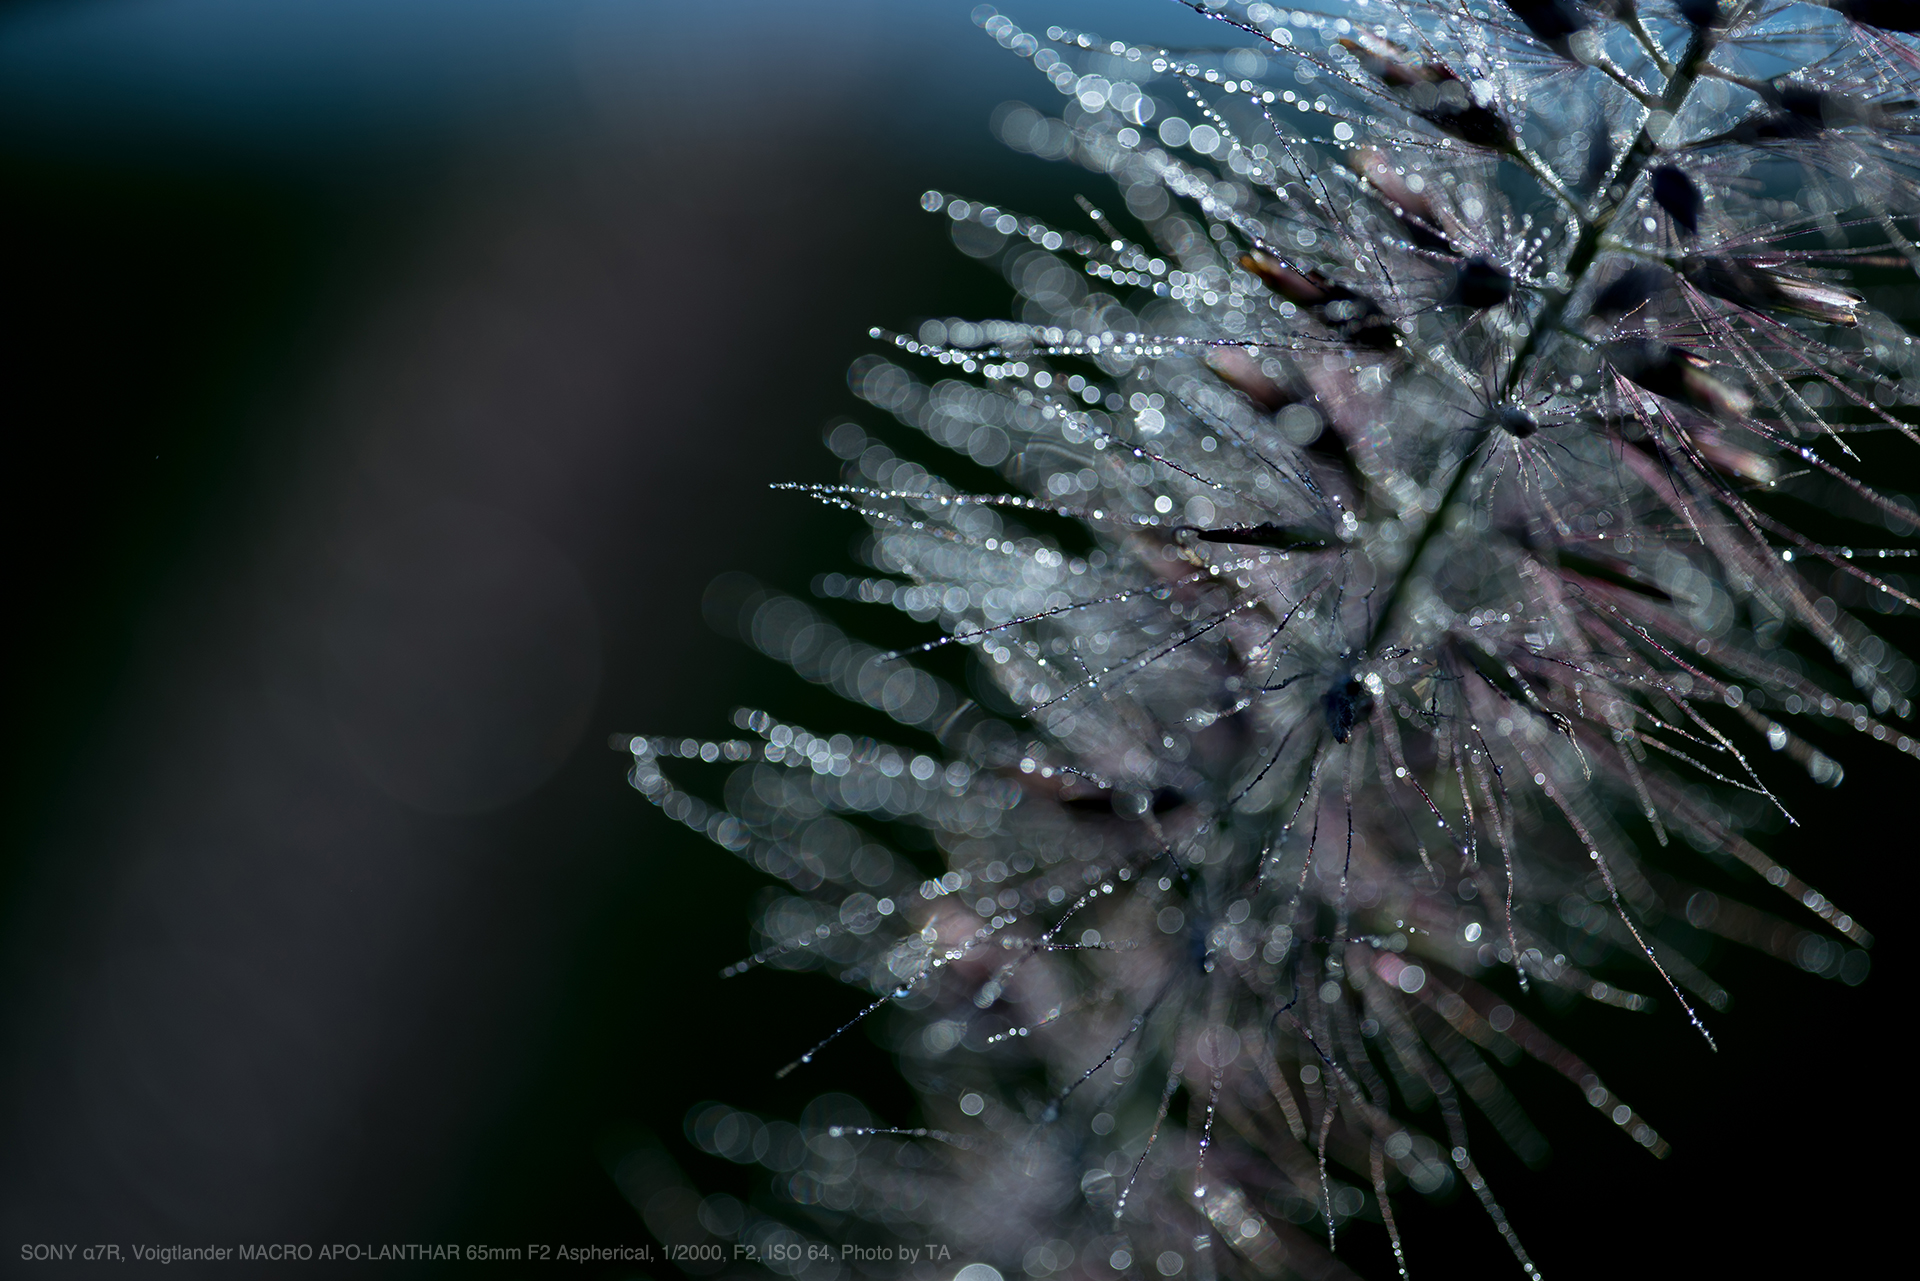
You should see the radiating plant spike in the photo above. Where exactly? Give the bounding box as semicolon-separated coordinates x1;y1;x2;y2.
624;2;1914;1277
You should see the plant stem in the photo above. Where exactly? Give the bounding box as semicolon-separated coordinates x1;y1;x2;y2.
1365;29;1714;655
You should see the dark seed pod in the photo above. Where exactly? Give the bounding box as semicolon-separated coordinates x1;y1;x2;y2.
1772;83;1831;129
1591;265;1671;323
1186;917;1213;973
1681;256;1863;327
1341;310;1403;351
1677;0;1720;28
1301;416;1367;493
1582;109;1616;195
1496;405;1539;438
1206;346;1292;411
1834;0;1920;32
1240;249;1334;305
1503;0;1588;47
1651;165;1702;236
1321;673;1373;744
1185;522;1331;552
1610;341;1753;418
1689;425;1781;486
1338;35;1448;90
1626;419;1780;486
1424;98;1516;151
1322;294;1397;348
1456;257;1514;309
1060;786;1186;817
1241;249;1397;349
1339;35;1514;150
1734;84;1851;142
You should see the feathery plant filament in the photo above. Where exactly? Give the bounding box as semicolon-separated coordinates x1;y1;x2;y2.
625;2;1916;1275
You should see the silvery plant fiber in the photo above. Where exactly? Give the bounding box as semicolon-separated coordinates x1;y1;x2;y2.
625;1;1918;1276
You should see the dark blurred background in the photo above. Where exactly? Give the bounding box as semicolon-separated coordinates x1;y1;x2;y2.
0;0;1902;1275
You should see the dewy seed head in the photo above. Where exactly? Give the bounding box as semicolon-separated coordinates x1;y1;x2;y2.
1322;673;1374;745
631;2;1914;1276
